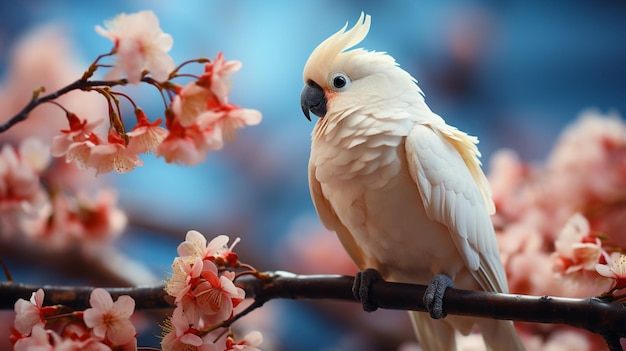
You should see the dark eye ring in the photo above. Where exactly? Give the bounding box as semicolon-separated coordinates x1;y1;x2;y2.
329;72;350;91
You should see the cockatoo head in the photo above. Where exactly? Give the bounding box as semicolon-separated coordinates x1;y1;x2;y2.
300;12;419;121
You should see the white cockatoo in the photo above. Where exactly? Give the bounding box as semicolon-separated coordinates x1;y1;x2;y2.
300;13;525;351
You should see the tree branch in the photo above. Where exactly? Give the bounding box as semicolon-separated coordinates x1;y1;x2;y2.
2;271;624;349
0;281;170;310
0;78;129;133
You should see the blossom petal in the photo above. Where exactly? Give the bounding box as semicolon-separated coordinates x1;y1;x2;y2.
106;318;136;345
113;295;136;319
595;263;614;278
89;288;115;311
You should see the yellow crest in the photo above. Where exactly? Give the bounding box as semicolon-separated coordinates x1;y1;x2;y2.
303;12;371;84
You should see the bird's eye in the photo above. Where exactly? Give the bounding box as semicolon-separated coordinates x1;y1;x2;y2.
329;72;350;91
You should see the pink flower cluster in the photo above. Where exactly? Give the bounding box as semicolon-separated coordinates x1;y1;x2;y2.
162;230;263;351
11;288;137;350
0;137;126;250
49;10;261;173
159;53;262;166
489;109;626;349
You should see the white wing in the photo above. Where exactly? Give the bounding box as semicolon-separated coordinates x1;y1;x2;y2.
405;123;508;293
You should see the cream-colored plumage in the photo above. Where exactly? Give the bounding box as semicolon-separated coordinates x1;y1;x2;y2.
302;13;524;351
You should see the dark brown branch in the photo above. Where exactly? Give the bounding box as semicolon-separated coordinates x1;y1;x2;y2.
0;281;171;310
2;271;624;349
237;272;625;333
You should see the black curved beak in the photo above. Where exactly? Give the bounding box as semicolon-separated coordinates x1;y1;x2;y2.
300;80;327;121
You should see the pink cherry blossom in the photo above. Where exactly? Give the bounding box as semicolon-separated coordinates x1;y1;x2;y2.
161;307;217;351
596;253;626;289
64;136;102;170
192;264;245;325
95;10;175;84
83;288;136;346
14;289;46;335
199;52;243;104
88;129;143;175
177;231;241;268
157;118;222;166
166;256;204;303
160;104;261;167
177;231;231;260
224;331;263;351
196;104;262;143
157;134;207;165
160;76;262;166
126;109;168;154
171;82;219;127
50;113;105;158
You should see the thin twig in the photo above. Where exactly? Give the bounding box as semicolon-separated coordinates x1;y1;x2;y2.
0;259;13;282
0;79;129;133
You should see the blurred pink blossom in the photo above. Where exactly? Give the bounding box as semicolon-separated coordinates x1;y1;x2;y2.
224;331;263;351
278;216;358;275
95;10;175;84
1;134;127;252
551;213;608;277
0;24;108;143
41;189;127;250
13;324;56;351
488;109;626;349
0;138;50;238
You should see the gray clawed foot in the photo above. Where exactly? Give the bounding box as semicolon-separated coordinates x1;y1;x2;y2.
352;268;382;312
423;274;454;319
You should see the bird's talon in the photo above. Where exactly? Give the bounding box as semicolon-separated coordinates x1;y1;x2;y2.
423;274;454;319
352;268;382;312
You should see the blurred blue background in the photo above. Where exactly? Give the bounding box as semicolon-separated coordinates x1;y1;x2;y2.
1;1;625;350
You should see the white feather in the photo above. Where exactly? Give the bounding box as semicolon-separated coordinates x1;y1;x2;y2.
405;123;506;291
